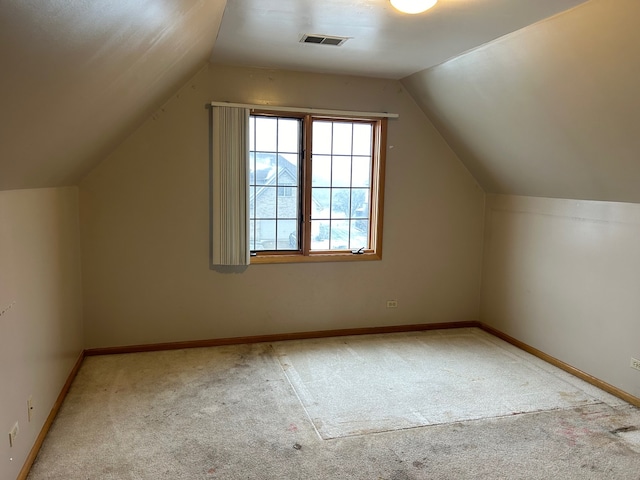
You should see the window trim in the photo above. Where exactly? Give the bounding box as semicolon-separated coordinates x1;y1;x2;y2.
249;110;387;264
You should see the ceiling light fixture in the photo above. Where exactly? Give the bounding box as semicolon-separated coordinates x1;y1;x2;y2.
390;0;437;14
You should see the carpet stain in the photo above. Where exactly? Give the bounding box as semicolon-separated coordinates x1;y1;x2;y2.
581;463;600;472
429;443;452;455
559;391;589;405
287;423;299;432
207;467;216;474
578;408;611;421
557;421;593;446
389;470;411;480
610;426;638;434
412;460;425;469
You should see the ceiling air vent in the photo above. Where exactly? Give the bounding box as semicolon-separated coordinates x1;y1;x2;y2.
300;34;349;46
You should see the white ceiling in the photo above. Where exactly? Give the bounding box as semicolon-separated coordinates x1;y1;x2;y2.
211;0;589;79
0;0;595;191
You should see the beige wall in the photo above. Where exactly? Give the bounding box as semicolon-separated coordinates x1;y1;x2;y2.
481;194;640;398
400;0;640;402
79;63;485;348
0;187;83;480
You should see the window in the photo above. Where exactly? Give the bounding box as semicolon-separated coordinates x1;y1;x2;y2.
249;111;386;263
278;186;293;197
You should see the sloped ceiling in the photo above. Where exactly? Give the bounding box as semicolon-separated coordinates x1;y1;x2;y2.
0;0;225;191
402;0;640;203
3;0;628;200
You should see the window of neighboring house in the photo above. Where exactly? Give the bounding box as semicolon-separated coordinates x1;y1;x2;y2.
278;185;294;197
249;111;386;263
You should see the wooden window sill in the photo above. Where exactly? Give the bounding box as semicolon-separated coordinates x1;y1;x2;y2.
250;252;381;264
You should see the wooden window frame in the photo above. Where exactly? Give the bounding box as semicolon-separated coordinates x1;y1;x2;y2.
250;110;386;264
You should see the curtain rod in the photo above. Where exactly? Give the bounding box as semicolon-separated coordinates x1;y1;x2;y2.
209;101;399;119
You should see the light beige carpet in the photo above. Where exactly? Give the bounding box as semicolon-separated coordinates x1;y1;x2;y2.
27;328;640;480
272;329;623;439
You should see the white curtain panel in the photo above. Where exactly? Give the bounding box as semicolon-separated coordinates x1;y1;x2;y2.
211;106;250;266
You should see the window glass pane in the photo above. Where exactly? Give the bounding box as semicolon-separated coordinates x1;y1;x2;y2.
277;220;298;250
278;154;298;186
312;188;330;219
255;117;277;152
277;187;298;217
287;226;299;250
350;219;369;249
351;188;369;217
310;219;330;250
332;123;353;155
249;220;256;250
250;115;303;252
352;156;371;188
312;121;332;154
253;153;275;186
331;156;352;188
255;219;276;250
249;117;255;151
353;123;372;156
330;220;350;250
249;185;256;218
312;155;331;187
249;152;256;184
278;118;300;153
331;189;351;218
254;186;276;219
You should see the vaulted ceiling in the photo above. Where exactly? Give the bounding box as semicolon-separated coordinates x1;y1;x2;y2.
0;0;225;190
402;0;640;202
4;0;638;204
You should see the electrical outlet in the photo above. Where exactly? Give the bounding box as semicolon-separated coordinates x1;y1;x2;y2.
8;422;18;448
631;358;640;371
27;396;34;422
386;300;398;308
